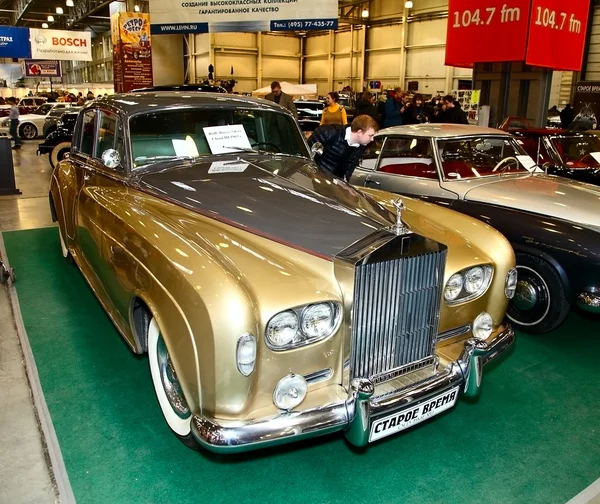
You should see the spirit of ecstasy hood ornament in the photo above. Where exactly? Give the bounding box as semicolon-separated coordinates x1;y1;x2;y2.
390;198;411;235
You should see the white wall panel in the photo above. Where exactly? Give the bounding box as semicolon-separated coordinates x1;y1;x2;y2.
584;7;600;81
407;19;447;46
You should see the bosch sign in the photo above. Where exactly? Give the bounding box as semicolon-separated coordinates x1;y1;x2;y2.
30;28;92;61
52;37;88;47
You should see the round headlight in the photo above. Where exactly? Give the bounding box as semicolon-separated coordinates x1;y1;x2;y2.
473;312;493;340
273;374;307;411
266;311;298;348
444;273;464;301
464;266;485;294
301;303;336;339
505;268;518;299
236;333;256;377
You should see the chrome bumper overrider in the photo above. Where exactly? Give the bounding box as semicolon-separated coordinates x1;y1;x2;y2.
577;292;600;313
191;325;515;453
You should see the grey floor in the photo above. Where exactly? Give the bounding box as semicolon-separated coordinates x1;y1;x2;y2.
0;140;57;503
0;140;598;504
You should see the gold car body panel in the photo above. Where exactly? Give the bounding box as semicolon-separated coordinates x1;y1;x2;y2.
51;155;515;423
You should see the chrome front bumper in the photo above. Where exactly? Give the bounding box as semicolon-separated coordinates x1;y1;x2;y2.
191;325;515;453
577;292;600;313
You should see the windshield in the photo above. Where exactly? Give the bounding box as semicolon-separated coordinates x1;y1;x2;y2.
438;136;529;179
550;135;600;168
129;107;308;168
33;104;53;115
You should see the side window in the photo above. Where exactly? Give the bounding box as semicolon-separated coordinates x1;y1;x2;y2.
377;138;437;179
79;110;96;156
359;138;384;170
96;110;125;167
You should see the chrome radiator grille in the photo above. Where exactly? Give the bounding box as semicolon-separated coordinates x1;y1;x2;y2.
350;248;446;383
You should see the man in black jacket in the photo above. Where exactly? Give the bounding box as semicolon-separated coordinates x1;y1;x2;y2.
439;95;469;124
307;115;379;180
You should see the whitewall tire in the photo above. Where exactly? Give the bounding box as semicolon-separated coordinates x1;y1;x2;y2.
148;317;199;448
50;142;72;169
58;223;72;262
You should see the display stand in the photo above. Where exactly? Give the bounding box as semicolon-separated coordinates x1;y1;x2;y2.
0;137;21;195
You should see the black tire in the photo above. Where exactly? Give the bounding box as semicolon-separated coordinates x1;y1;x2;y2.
50;141;71;169
506;253;570;334
19;123;38;139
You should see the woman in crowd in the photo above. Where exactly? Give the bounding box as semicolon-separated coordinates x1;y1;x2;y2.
320;92;348;125
383;87;403;128
355;91;381;125
411;94;428;124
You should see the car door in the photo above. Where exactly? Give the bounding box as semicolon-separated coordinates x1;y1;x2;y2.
67;108;107;286
93;108;138;343
349;137;385;187
364;136;458;201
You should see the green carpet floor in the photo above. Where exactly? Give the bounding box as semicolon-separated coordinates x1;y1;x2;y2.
3;226;599;504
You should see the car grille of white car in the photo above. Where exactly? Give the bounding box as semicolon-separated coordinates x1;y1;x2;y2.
350;241;446;385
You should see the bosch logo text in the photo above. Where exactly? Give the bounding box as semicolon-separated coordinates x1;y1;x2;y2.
52;37;87;47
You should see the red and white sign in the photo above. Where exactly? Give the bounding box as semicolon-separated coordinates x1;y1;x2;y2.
29;28;92;61
526;0;591;71
445;0;531;67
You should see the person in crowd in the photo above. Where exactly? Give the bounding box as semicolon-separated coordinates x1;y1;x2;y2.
399;92;415;124
86;91;95;100
439;95;469;124
376;93;387;128
410;94;428;124
320;92;348;125
560;104;574;129
355;92;381;124
264;81;298;118
77;96;85;106
307;115;379;181
6;97;21;150
384;88;403;127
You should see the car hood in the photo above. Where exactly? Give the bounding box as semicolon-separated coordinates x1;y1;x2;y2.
462;174;600;227
136;156;395;259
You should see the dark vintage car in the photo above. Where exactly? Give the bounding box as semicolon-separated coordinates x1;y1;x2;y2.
350;124;600;334
43;106;82;138
37;110;79;168
511;128;600;185
48;92;516;453
132;84;228;93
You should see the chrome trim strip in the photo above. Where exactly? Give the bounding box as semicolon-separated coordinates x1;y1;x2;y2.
190;325;515;453
304;368;334;384
437;324;471;342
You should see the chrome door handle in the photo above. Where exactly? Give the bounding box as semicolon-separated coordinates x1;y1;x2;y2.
83;173;91;182
365;179;381;186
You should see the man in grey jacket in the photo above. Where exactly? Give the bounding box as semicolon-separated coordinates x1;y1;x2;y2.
7;97;21;150
265;81;297;118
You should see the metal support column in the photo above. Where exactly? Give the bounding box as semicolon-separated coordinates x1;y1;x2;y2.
328;30;334;91
257;32;263;89
534;68;553;128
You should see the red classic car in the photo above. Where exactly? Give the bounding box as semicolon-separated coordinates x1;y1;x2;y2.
0;97;47;118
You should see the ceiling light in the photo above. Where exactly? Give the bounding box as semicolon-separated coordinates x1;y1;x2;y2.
361;7;369;18
66;0;74;5
47;15;54;21
134;4;140;11
405;1;414;8
42;22;49;28
56;6;63;13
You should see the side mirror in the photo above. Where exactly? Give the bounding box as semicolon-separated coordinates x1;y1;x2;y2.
102;149;121;169
311;142;324;158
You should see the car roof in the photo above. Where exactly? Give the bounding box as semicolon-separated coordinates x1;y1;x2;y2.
377;123;511;139
90;92;287;115
512;128;588;138
132;84;227;93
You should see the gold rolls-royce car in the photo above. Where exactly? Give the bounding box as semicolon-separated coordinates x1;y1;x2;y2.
49;93;516;453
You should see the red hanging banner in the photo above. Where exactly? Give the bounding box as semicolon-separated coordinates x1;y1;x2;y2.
445;0;532;67
525;0;591;71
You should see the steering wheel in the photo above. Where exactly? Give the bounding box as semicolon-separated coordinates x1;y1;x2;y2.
492;157;519;173
251;141;281;153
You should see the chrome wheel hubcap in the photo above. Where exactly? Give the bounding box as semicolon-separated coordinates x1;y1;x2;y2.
157;337;190;419
513;280;538;311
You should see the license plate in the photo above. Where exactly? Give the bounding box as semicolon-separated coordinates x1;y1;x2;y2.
369;387;460;442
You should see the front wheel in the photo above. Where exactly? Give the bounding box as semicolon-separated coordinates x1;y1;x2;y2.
148;317;200;450
19;123;38;139
50;141;71;169
506;254;570;334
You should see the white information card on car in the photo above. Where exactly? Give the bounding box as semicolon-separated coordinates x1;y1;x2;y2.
590;152;600;164
203;125;252;154
516;155;542;172
369;386;459;442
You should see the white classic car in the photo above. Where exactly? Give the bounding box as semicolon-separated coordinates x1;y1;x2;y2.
0;102;75;139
